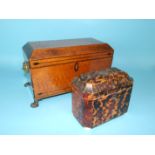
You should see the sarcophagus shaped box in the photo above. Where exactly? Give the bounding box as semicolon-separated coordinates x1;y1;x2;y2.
22;38;114;107
72;67;133;128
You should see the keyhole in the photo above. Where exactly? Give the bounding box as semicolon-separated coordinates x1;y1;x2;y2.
74;62;79;72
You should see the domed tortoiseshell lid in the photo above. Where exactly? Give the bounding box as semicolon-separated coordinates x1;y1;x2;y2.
72;67;133;95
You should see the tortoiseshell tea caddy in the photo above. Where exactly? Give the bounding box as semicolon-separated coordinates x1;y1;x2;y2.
72;67;133;128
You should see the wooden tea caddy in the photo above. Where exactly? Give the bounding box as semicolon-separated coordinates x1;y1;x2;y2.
22;38;114;107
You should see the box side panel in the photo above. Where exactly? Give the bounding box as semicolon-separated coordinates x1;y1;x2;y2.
72;88;85;126
23;52;35;99
117;86;133;115
23;43;34;59
82;98;94;128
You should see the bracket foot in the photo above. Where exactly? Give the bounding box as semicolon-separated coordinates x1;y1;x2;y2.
31;100;39;108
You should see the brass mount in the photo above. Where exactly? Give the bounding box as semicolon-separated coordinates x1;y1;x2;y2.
23;61;29;72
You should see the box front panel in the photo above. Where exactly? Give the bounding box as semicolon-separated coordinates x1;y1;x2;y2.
89;86;132;127
30;57;112;100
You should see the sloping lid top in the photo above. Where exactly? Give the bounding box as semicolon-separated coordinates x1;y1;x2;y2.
72;67;133;95
23;38;113;60
24;38;103;49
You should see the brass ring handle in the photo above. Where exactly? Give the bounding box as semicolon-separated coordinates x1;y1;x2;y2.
23;61;29;72
74;62;79;72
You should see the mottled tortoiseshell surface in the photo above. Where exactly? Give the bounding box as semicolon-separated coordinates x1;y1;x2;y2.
72;67;133;128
